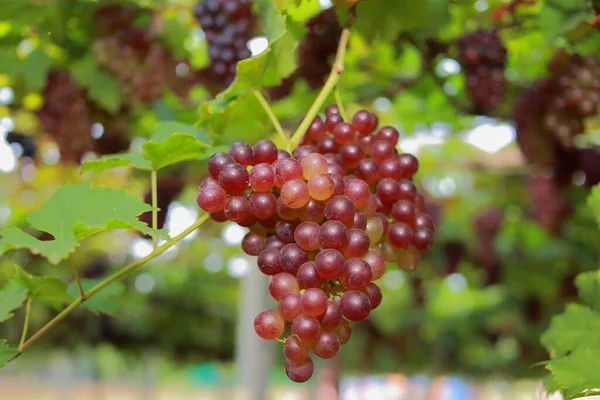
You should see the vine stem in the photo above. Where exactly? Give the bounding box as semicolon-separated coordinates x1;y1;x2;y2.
151;169;158;248
18;298;32;348
17;213;210;354
334;88;349;121
289;8;355;149
253;89;290;153
68;259;86;301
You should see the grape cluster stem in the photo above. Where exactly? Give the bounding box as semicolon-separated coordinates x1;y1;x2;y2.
13;213;211;358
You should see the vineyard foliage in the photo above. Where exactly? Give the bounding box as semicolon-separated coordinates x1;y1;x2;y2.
0;0;598;395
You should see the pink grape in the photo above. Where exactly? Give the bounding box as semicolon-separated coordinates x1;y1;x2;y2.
285;357;314;383
281;179;310;209
254;310;284;340
300;288;328;317
269;272;300;301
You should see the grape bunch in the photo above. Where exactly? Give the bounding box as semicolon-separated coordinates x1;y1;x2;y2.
197;105;434;382
193;0;254;88
457;30;507;113
527;175;569;236
514;50;600;168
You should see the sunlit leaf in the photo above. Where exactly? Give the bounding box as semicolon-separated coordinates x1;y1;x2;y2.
0;280;28;322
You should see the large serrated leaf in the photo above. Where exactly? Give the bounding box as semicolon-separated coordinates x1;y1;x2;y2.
0;340;18;369
67;279;126;316
547;347;600;398
10;264;71;310
0;183;168;264
142;133;210;170
72;55;122;114
541;303;600;358
0;280;28;323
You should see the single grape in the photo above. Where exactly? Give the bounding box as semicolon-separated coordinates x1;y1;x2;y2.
391;200;416;226
281;179;310;209
362;282;382;309
208;152;235;178
340;291;371;321
294;222;321;251
334;318;352;344
317;136;339;154
277;199;300;221
326;113;344;131
291;315;321;343
344;179;370;208
363;249;386;280
332;122;356;144
224;196;252;223
228;142;255;166
329;174;345;196
307;173;335;201
254;310;284;340
351;110;378;135
279;243;309;275
388;222;414;248
319;220;349;250
415;212;435;231
294;145;316;160
219;163;249;195
394;246;421;272
376;178;399;205
355;159;380;185
353;212;367;230
365;216;384;243
200;177;220;188
265;235;286;251
249;192;277;220
319;300;342;330
300;288;328;317
276;220;298;243
313;331;340;359
307;117;327;141
297;261;325;289
258;248;283;275
413;228;434;250
242;232;266;256
371;140;395;163
375;126;400;146
197;185;228;213
397;179;417;202
275;158;304;187
284;335;311;363
249;163;276;192
340;143;365;169
324;195;356;228
285;357;314;383
327;162;345;176
315;249;345;279
298;199;325;223
325;104;340;117
340;258;372;290
253;139;278;164
301;153;328;179
343;229;371;258
279;293;302;321
378;157;402;180
397;153;419;178
278;149;291;159
269;272;300;301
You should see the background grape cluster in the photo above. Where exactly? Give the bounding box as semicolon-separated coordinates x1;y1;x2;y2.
457;29;508;113
193;0;254;89
196;105;434;382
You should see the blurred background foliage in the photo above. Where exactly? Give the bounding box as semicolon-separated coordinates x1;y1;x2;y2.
0;0;599;395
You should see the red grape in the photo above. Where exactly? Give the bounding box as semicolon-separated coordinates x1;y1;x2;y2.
254;310;284;340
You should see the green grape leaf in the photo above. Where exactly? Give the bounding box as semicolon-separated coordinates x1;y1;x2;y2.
0;183;168;264
576;271;600;311
71;55;122;113
0;340;18;369
541;303;600;358
150;121;210;143
81;153;152;174
0;46;20;75
10;264;72;310
0;280;28;323
142;133;210;170
542;373;563;394
547;347;600;397
539;0;595;41
589;184;600;227
67;279;126;315
22;48;52;91
354;0;448;42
